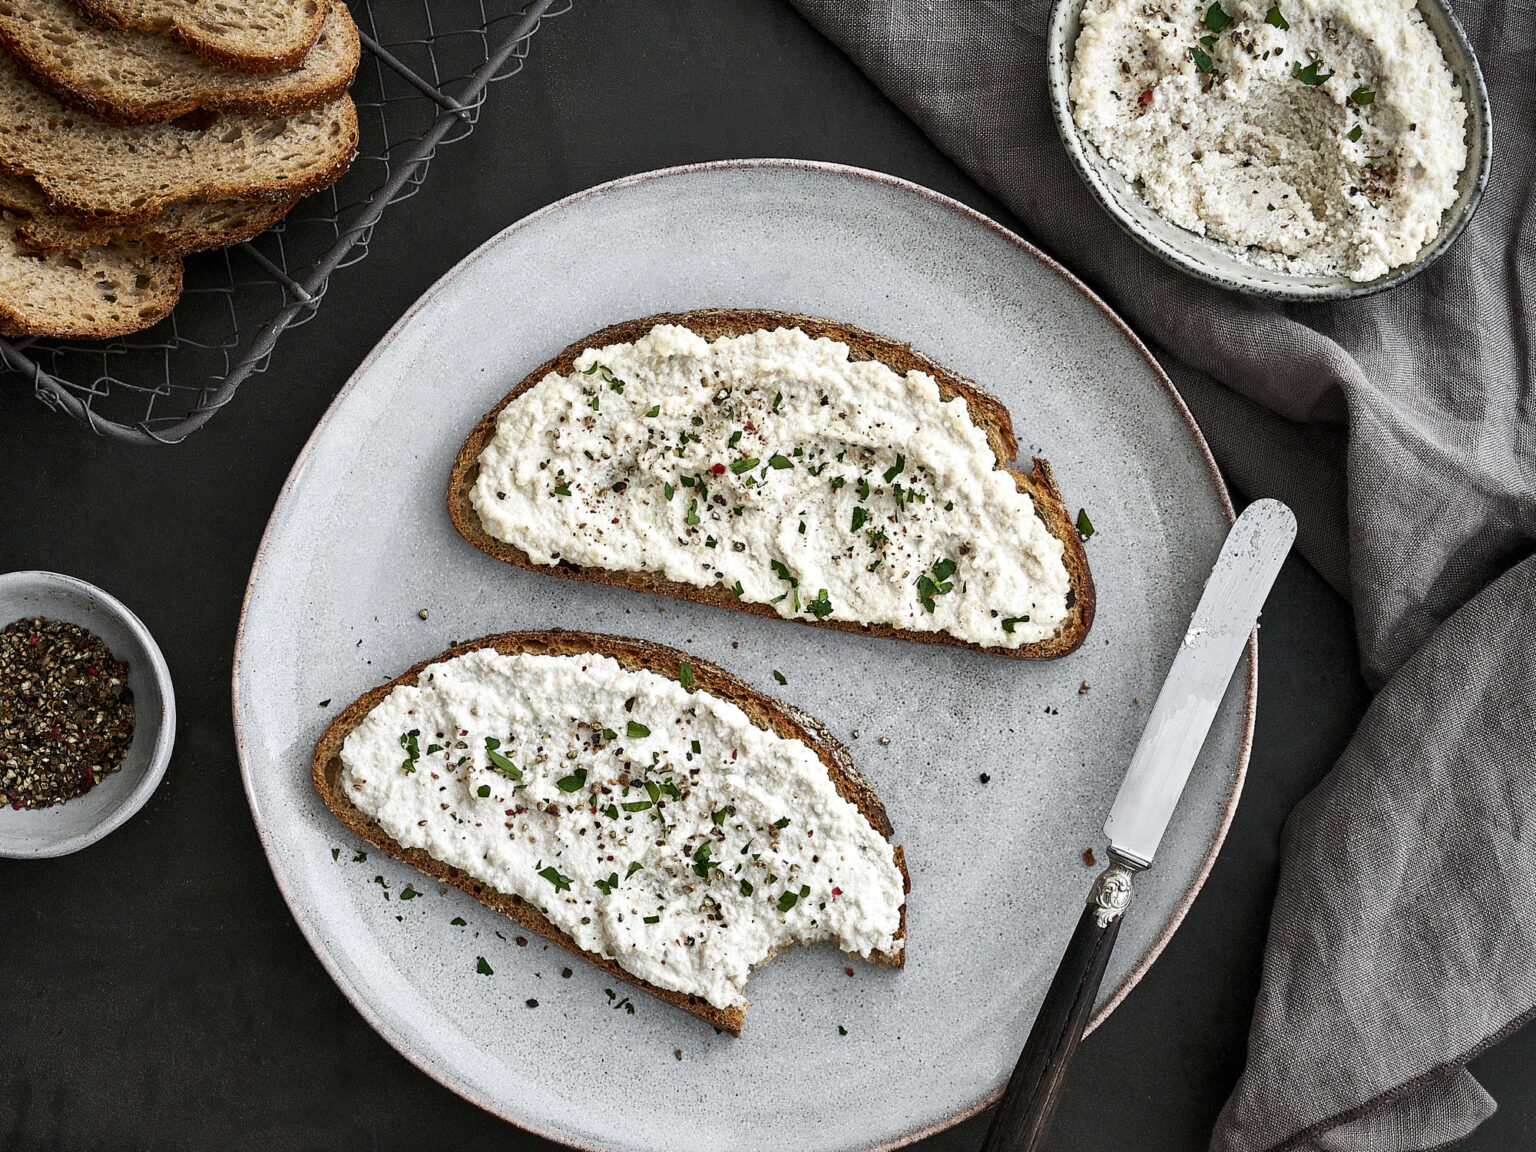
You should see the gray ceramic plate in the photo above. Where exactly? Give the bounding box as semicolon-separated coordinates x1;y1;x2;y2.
0;570;175;857
234;160;1252;1152
1046;0;1493;300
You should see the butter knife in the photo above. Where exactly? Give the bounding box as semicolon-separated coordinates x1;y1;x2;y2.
980;498;1297;1152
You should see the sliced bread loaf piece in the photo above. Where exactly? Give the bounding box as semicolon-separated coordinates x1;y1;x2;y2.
68;0;329;75
449;310;1096;660
0;171;290;254
0;0;358;125
0;210;181;337
0;54;357;224
314;630;909;1034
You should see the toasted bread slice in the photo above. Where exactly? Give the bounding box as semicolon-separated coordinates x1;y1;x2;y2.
0;0;358;125
0;171;289;254
0;53;357;225
0;210;180;337
449;310;1095;659
68;0;329;75
312;630;909;1035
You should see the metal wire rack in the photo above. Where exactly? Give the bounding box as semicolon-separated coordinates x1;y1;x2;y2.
0;0;570;445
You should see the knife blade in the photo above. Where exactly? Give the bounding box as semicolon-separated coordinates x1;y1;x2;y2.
979;497;1296;1152
1104;497;1296;867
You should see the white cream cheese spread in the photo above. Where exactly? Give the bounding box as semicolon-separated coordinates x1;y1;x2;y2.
338;648;906;1010
1070;0;1467;281
470;324;1071;648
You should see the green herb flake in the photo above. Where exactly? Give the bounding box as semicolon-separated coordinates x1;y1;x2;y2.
777;891;800;912
731;581;745;598
685;499;700;526
663;483;675;501
1001;615;1032;633
353;851;367;863
882;453;906;483
1264;2;1288;27
595;872;620;896
627;720;651;739
730;456;759;474
850;507;869;532
451;916;467;926
603;804;620;819
553;481;572;497
556;767;588;793
485;737;522;779
1293;58;1332;85
645;404;661;418
1190;45;1213;73
857;478;870;500
774;816;791;829
772;391;782;410
691;739;702;754
1348;124;1363;142
712;806;732;826
476;956;494;976
643;915;661;924
622;800;653;812
1076;507;1095;539
476;784;491;798
740;880;754;897
692;841;715;877
1199;34;1216;48
772;670;787;686
830;476;845;489
1203;2;1232;30
399;885;419;900
806;588;833;620
626;861;644;879
679;660;695;689
1350;86;1375;105
331;848;340;861
768;454;794;470
539;866;573;892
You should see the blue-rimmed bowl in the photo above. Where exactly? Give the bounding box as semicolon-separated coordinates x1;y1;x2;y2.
0;571;175;857
1046;0;1492;300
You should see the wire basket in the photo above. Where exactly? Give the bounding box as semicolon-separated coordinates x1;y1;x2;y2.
0;0;570;445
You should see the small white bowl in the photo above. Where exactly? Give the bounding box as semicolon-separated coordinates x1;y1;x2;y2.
1046;0;1493;300
0;571;175;858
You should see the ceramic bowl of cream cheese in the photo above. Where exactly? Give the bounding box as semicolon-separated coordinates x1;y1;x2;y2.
1046;0;1492;300
0;571;175;858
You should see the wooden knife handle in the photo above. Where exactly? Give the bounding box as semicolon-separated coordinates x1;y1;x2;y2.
979;856;1139;1152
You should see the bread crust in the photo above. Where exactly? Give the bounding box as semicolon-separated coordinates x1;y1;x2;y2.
0;0;359;126
69;0;330;75
448;309;1096;660
311;629;910;1036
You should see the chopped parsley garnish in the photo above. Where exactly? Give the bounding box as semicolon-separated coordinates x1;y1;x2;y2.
663;482;675;500
679;660;695;689
850;507;869;532
932;558;958;583
731;581;745;598
603;804;620;819
626;720;650;739
626;861;644;878
1001;615;1031;633
916;559;957;613
331;848;340;861
645;404;661;418
1202;3;1232;31
712;805;732;826
692;841;715;877
728;430;742;447
594;872;619;895
451;916;467;926
1350;86;1375;105
691;739;702;754
601;728;618;741
476;956;494;976
806;588;833;620
768;454;793;470
769;559;798;587
773;816;791;829
556;767;587;792
399;885;419;900
553;481;572;497
622;800;653;812
740;880;754;897
731;457;759;474
685;499;700;526
1264;2;1288;28
772;391;782;410
485;736;522;779
838;1025;848;1035
882;454;906;483
1293;59;1332;85
539;866;572;892
1190;45;1213;73
777;891;800;912
643;915;660;924
476;784;491;798
1348;125;1363;142
772;670;787;686
856;478;870;500
1076;507;1095;539
830;476;845;489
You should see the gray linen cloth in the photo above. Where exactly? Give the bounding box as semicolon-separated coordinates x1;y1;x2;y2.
783;0;1536;1147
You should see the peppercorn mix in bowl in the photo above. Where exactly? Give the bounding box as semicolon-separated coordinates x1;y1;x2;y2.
0;571;174;858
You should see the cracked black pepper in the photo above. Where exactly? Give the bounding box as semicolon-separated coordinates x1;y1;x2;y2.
0;618;134;808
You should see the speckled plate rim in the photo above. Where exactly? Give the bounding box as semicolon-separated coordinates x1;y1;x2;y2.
1045;0;1494;301
232;159;1254;1152
0;570;176;858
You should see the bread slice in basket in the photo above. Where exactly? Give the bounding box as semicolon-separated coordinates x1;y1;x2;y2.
0;211;180;337
70;0;330;75
0;0;359;126
0;52;357;225
312;630;909;1034
0;171;289;256
449;310;1095;659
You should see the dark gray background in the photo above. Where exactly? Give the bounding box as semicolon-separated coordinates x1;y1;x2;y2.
1;2;1530;1149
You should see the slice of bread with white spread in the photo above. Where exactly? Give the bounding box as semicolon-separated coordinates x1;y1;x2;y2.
0;0;359;126
450;310;1095;658
313;630;909;1034
0;211;180;337
69;0;330;75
